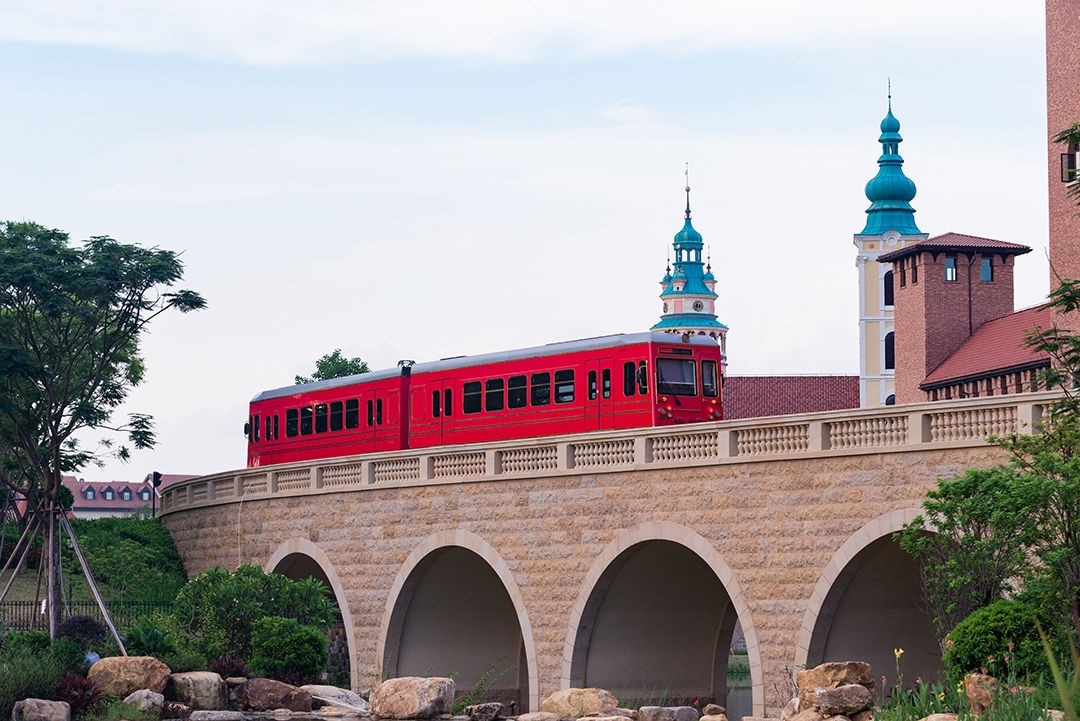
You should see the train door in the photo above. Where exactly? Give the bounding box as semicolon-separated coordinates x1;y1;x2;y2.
412;380;454;449
584;358;615;431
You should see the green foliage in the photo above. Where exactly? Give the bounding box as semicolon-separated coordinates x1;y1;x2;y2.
123;614;176;657
295;349;370;385
944;600;1053;681
248;616;327;684
82;697;161;721
68;517;186;602
897;464;1034;639
875;678;961;721
156;648;208;674
0;633;88;717
450;655;514;715
170;564;334;666
1055;124;1080;202
57;615;107;651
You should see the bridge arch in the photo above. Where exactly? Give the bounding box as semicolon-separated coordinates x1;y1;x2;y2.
562;521;763;716
377;530;539;713
266;538;357;689
796;508;941;687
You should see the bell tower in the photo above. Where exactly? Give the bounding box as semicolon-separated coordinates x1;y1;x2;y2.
651;171;728;371
853;93;929;407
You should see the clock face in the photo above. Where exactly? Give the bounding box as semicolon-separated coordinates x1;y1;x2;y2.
693;300;704;311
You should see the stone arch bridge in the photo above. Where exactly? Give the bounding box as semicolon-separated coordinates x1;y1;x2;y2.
160;392;1054;718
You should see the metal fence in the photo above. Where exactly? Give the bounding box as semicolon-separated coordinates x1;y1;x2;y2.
0;600;171;632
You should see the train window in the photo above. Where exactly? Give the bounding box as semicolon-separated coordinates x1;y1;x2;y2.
315;404;328;433
246;416;252;442
485;378;505;411
432;390;441;418
445;388;453;417
508;375;527;409
588;370;597;400
345;399;359;429
464;382;482;413
367;400;374;427
702;360;719;397
624;362;636;396
330;401;343;431
300;407;314;435
273;415;279;440
637;361;648;394
555;369;575;403
602;369;611;399
265;415;272;442
254;414;260;442
287;409;298;437
530;373;551;406
376;398;383;425
656;358;697;396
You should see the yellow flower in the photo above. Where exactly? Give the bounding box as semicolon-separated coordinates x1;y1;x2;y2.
894;648;904;659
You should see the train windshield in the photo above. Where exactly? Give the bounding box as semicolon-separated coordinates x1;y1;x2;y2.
656;358;697;396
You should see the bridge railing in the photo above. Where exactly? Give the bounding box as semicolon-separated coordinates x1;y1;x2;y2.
160;391;1061;514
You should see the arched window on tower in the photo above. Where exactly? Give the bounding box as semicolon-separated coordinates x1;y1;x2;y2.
885;394;896;406
884;331;895;370
883;270;894;306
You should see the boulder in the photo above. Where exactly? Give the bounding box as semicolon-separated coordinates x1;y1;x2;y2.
917;715;958;721
122;690;164;715
638;707;699;721
301;685;371;712
162;702;192;719
582;707;634;720
89;656;171;696
699;715;728;721
239;678;313;712
370;677;455;720
541;689;619;719
780;697;798;721
814;685;873;716
1044;712;1066;721
851;710;874;721
166;672;228;711
964;674;998;717
189;713;246;721
788;712;823;721
465;702;504;721
702;706;725;718
796;662;874;713
518;713;560;721
11;699;70;721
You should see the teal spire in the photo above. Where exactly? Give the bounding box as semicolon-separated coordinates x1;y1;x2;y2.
860;91;922;236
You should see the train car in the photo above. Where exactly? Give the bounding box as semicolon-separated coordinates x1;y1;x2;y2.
245;332;722;467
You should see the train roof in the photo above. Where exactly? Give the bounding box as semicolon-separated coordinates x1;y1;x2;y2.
252;332;718;402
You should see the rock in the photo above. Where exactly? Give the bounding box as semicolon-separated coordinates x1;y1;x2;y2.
89;656;172;696
638;707;699;721
370;677;455;720
581;706;633;721
814;685;873;716
541;690;619;719
122;690;165;715
964;674;998;717
162;701;191;719
301;685;372;712
796;662;874;713
699;715;728;721
166;672;228;711
852;710;874;721
519;713;560;721
12;699;70;721
702;707;725;718
239;678;313;712
1044;712;1066;721
780;697;798;721
917;715;958;721
465;703;503;721
789;712;822;721
189;713;246;721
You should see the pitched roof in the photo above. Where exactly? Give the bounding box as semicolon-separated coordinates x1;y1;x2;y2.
921;304;1054;387
878;232;1032;263
724;375;860;419
63;474;198;511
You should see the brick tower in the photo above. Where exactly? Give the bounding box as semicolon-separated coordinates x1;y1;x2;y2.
1046;0;1080;288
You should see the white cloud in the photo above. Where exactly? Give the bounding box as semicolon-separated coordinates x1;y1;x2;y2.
0;0;1041;65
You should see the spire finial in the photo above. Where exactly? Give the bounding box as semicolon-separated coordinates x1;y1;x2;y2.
887;77;892;111
684;162;692;219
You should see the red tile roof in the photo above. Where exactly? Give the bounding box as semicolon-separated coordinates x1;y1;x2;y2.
724;375;860;419
63;474;197;512
879;232;1032;263
922;304;1054;387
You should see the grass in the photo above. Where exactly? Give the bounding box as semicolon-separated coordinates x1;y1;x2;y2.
0;568;100;603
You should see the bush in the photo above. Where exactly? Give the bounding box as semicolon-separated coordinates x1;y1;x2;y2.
56;674;104;718
945;599;1058;681
68;517;186;602
170;564;334;665
0;635;85;718
123;614;176;657
248;616;326;685
58;615;108;652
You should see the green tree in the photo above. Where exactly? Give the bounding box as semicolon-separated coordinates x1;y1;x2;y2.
294;348;369;384
0;220;205;636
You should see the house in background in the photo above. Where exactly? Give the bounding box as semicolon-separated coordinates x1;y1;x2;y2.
64;474;196;519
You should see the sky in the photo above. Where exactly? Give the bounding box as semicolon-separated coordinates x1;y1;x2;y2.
0;1;1053;482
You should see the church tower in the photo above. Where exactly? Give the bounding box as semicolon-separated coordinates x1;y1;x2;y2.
853;97;928;407
651;177;728;370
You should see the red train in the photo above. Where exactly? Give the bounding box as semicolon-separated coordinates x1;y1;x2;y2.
245;332;723;467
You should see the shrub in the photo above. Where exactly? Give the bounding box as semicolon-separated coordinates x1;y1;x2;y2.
58;615;108;652
68;517;186;602
0;644;66;718
945;599;1058;681
157;649;207;673
123;615;176;657
209;655;247;678
56;674;104;718
170;564;334;665
248;616;326;685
